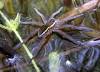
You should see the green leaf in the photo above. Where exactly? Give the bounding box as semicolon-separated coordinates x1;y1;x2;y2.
0;24;11;31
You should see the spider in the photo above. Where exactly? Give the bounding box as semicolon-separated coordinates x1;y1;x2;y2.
30;7;92;58
16;0;99;58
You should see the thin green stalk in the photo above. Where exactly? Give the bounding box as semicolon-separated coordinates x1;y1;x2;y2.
0;11;40;72
0;24;10;30
0;11;10;24
14;30;40;72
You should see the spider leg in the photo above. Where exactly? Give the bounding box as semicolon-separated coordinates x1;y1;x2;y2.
32;31;52;58
28;31;52;64
34;8;47;24
59;24;93;32
48;7;63;22
53;29;82;45
13;29;39;50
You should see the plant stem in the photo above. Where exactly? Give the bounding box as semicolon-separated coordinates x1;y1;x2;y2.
14;30;40;72
0;11;10;24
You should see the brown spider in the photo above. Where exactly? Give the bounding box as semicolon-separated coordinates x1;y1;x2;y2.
30;7;93;58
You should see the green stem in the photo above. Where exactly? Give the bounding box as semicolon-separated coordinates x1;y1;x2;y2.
14;30;40;72
0;11;10;24
0;24;11;30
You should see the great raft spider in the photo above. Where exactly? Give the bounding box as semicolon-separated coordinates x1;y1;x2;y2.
17;0;99;59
